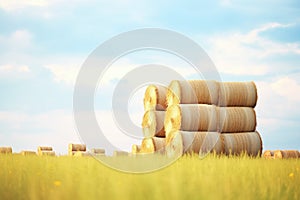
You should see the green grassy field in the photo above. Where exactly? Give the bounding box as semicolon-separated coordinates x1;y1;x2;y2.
0;154;299;200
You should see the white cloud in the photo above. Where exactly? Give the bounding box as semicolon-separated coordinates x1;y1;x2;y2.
271;77;300;102
206;22;300;75
0;29;33;50
0;0;49;11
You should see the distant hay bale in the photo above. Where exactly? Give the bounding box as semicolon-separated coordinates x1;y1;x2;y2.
274;150;300;159
113;151;129;157
219;107;256;133
165;131;223;157
68;143;86;152
167;80;219;106
39;151;55;156
37;146;53;152
263;150;274;159
0;147;12;154
222;132;262;156
20;151;36;156
142;110;165;137
90;148;105;154
164;104;218;137
144;84;167;111
219;81;257;107
131;144;141;154
140;137;165;154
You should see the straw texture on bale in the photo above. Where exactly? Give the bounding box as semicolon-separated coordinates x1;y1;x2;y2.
219;81;257;107
142;110;165;137
0;147;12;154
74;152;91;157
164;104;218;137
90;148;105;154
39;151;55;156
222;132;262;156
167;80;219;106
274;150;300;159
68;143;86;152
166;131;223;157
144;84;167;111
113;151;129;156
263;150;274;159
131;144;141;154
37;146;53;152
218;107;256;133
21;151;36;156
140;137;166;154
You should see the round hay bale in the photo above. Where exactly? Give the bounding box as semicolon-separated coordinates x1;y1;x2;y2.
131;144;141;154
263;150;274;159
68;143;86;152
37;146;53;152
0;147;12;154
140;137;165;154
142;110;165;137
219;81;257;107
222;131;262;156
274;150;300;159
167;80;219;106
144;84;167;111
164;104;218;137
218;107;256;133
90;148;105;154
165;130;184;158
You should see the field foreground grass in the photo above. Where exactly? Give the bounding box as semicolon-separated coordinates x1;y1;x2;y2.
0;154;299;200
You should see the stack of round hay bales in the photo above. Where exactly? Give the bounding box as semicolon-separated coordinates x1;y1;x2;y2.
263;150;300;159
164;80;262;157
0;147;13;154
138;84;168;154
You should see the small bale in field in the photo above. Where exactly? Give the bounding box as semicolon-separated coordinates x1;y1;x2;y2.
142;110;165;137
274;150;300;159
74;151;91;157
218;107;256;133
90;148;105;154
263;150;274;159
113;151;129;157
222;131;263;156
144;84;167;111
131;144;141;154
140;137;165;154
167;80;219;106
164;104;218;137
20;151;36;156
0;147;12;154
219;81;257;107
37;146;53;152
68;143;86;152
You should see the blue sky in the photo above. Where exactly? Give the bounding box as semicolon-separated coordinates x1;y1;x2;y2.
0;0;300;154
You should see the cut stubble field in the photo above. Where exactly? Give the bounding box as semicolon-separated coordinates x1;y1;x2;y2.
0;154;299;200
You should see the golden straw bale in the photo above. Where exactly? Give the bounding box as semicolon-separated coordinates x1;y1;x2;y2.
74;151;91;157
140;137;165;154
142;110;165;137
274;150;300;159
68;143;86;152
218;107;256;133
90;148;105;154
0;147;12;154
20;151;36;156
222;132;262;156
164;104;218;137
144;84;167;111
113;151;129;157
132;144;141;154
167;80;219;106
219;81;257;107
263;150;274;159
37;146;53;152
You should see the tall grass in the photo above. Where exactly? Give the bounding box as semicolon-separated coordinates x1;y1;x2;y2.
0;154;299;200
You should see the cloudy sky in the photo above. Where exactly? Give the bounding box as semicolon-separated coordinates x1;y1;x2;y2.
0;0;299;155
